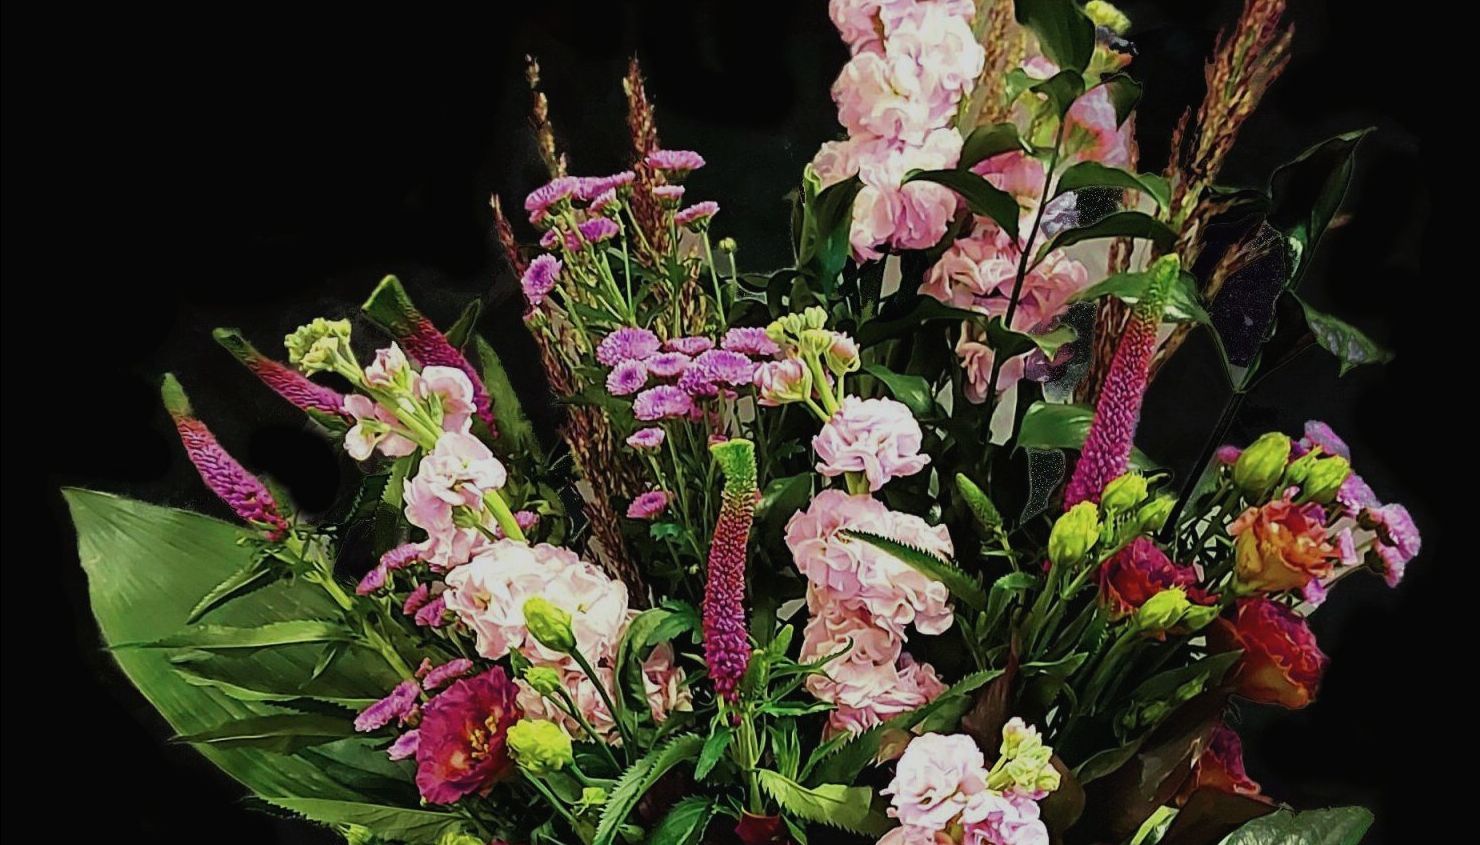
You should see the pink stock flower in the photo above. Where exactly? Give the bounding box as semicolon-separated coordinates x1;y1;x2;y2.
960;792;1050;845
723;326;782;358
606;359;649;396
1065;85;1133;167
633;385;695;420
627;490;671;520
626;427;667;450
813;396;930;491
597;327;662;365
404;431;507;530
955;331;1030;403
922;221;1089;329
883;732;989;830
403;583;432;615
521;254;562;307
368;280;497;432
846;132;964;260
674;201;720;228
354;680;421;732
753;358;811;406
356;564;389;596
416;366;478;433
414;668;521;804
343;394;419;461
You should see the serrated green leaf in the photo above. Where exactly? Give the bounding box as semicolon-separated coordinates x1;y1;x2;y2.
474;336;542;461
125;620;352;651
187;558;281;624
259;797;464;844
756;769;889;836
649;796;714;845
175;713;357;754
593;734;704;845
841;530;987;612
695;723;732;782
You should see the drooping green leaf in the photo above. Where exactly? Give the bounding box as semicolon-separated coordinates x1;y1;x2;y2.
126;620;352;651
444;299;482;348
176;713;357;754
1218;807;1374;845
861;363;936;416
695;722;732;782
1073;269;1210;323
1267;129;1372;292
593;734;704;845
1053;162;1171;210
1296;296;1393;375
1015;402;1156;469
807;177;864;287
259;797;465;844
756;473;814;540
1015;0;1095;73
984;316;1078;360
756;769;889;836
961;123;1030;169
1101;74;1143;124
649;796;714;845
841;530;988;611
1031;69;1087;118
1040;211;1178;256
187;558;281;624
475;336;542;461
905;169;1020;242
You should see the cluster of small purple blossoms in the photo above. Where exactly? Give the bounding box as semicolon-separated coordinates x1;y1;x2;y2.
596;327;783;424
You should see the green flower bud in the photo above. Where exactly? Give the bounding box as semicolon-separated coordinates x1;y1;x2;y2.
342;824;379;845
1233;433;1291;500
523;597;576;653
802;305;829;330
1100;472;1149;515
1179;602;1219;632
577;786;609;812
1282;449;1319;488
1134;587;1192;635
507;718;574;775
1085;1;1131;34
823;332;860;375
1301;456;1351;504
955;473;1003;533
718;236;738;253
435;832;483;845
1136;494;1175;533
798;328;834;359
285;317;352;375
522;665;563;697
1048;502;1100;568
765;319;790;346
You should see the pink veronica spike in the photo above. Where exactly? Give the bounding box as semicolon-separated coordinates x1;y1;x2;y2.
704;438;758;702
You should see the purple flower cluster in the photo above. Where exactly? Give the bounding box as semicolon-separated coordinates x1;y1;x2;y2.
596;326;782;426
645;149;706;175
520;254;562;308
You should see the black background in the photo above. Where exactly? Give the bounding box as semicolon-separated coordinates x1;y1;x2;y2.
5;1;1442;842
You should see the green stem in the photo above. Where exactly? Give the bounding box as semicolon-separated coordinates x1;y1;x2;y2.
482;490;528;543
523;771;581;828
554;687;622;771
702;232;725;321
570;649;634;752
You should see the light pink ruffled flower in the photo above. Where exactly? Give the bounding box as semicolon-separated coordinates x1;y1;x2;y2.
845;131;964;261
1065;85;1132;167
343;394;418;461
956;329;1031;403
960;792;1050;845
416;365;478;433
404;430;507;533
753;358;811;406
606;359;649;396
813;396;930;491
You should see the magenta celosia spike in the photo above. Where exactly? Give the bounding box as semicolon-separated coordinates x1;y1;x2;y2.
362;275;497;434
704;438;758;702
1064;256;1180;507
212;328;350;421
162;374;290;540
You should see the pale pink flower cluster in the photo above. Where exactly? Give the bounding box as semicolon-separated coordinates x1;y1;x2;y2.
402;430;508;569
815;1;985;261
813;396;931;491
442;539;690;740
344;344;477;460
786;490;954;734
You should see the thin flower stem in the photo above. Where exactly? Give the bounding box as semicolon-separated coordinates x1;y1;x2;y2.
523;771;581;828
570;649;634;752
702;231;725;320
553;687;622;771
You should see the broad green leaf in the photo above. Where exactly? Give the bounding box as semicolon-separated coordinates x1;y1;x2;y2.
1296;296;1393;375
1073;269;1210;324
1015;402;1156;469
841;530;988;611
475;336;542;461
1040;211;1178;257
961;123;1030;169
695;723;732;781
1218;807;1374;845
807;177;864;287
187;558;280;624
593;734;704;845
67;488;403;802
906;169;1021;242
984;316;1078;360
756;769;889;836
1031;69;1086;119
1015;0;1095;73
176;713;357;754
649;796;714;845
861;363;936;416
127;620;352;651
857;298;982;347
756;473;813;540
260;797;465;844
1267;129;1372;292
1054;162;1171;210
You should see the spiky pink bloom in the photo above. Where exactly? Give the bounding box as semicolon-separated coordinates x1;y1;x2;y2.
162;375;290;541
646;351;692;379
645;149;706;174
703;440;758;702
213;328;349;420
362;276;496;433
403;583;432;615
578;216;620;244
382;542;427;571
1064;256;1179;507
597;327;662;365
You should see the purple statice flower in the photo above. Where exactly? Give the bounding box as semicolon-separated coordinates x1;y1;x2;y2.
674;201;719;228
703;439;757;702
646;149;706;174
574;176;608;202
693;349;756;386
213;328;350;421
382;542;427;572
387;729;420;760
653;184;686;207
627;427;666;450
422;658;475;691
1335;472;1380;518
403;583;432;616
1299;420;1351;459
666;335;714;355
356;564;389;596
355;679;421;732
521;254;562;307
578;216;620;244
646;351;692;379
1064;256;1178;507
596;327;661;365
162;374;290;541
1365;504;1422;586
678;366;719;398
633;384;694;421
606;359;649;396
414;595;448;627
626;490;671;520
525;176;579;222
590;188;619;214
721;327;781;358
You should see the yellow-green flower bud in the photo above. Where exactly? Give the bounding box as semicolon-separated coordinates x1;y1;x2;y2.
1134;587;1192;635
824;332;860;375
507;718;573;775
523;597;576;654
435;832;483;845
1233;433;1291;500
577;786;609;812
802;305;829;330
285;317;353;375
765;319;789;346
718;236;738;253
1136;494;1175;533
1179;602;1219;632
522;665;563;697
955;474;1003;532
342;825;379;845
1302;456;1351;504
1100;472;1149;515
1048;502;1100;567
798;328;834;359
1085;1;1131;34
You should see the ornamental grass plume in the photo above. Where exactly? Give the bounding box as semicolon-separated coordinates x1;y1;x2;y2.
704;438;758;702
361;275;496;433
161;374;290;540
1064;255;1179;507
212;328;349;421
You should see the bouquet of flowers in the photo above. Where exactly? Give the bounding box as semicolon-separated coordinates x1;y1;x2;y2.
68;2;1418;843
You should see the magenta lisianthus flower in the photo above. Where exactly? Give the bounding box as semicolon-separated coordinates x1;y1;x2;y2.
627;490;671;520
213;328;349;420
414;668;521;804
521;254;562;307
606;359;649;396
674;201;720;228
704;440;758;701
813;396;930;491
722;326;782;358
634;385;696;421
653;184;686;207
596;327;662;366
422;658;475;692
645;149;706;174
1064;256;1178;506
162;374;290;541
693;349;756;386
626;426;667;451
578;216;620;244
645;351;692;379
665;335;714;355
354;679;421;732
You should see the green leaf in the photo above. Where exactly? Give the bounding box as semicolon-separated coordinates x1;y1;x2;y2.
986;572;1036;628
983;316;1078;360
172;664;373;709
695;723;732;782
858;297;982;347
1031;69;1086;118
1073;269;1210;324
67;488;403;802
841;530;988;612
960;123;1030;169
1015;402;1156;469
593;734;704;845
861;363;936;416
372;453;416;555
126;620;352;651
187;558;280;624
259;797;465;844
807;177;864;286
1054;162;1171;210
1296;296;1393;375
176;713;357;754
474;336;542;461
444;299;482;348
1218;807;1374;845
756;769;889;836
1015;0;1095;73
904;169;1020;242
1040;211;1178;256
649;796;714;845
756;473;813;539
1268;129;1372;292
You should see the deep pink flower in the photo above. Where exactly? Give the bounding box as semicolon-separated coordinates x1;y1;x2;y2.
1210;598;1328;710
665;335;714;355
1179;723;1263;802
403;583;432;615
415;595;449;628
1098;537;1215;619
355;679;421;732
422;659;475;692
722;327;781;358
213;328;350;420
645;149;706;174
626;490;670;520
525;176;578;220
633;385;695;420
606;359;649;396
381;542;427;572
414;668;521;804
356;564;388;595
578;216;620;244
596;327;662;366
674;201;720;228
704;440;757;701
